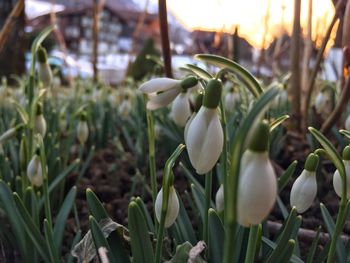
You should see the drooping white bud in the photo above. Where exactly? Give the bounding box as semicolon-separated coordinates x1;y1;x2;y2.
35;114;47;137
237;121;277;227
333;146;350;199
215;184;224;212
27;154;43;187
290;153;319;213
77;117;89;145
170;92;191;127
155;186;179;228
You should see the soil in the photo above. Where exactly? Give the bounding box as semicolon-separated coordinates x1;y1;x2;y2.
62;129;349;261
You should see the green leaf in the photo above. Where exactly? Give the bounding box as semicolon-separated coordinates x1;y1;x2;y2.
128;201;154;263
278;161;297;192
308;127;345;181
67;230;82;263
262;237;303;263
306;227;321;263
13;193;52;262
44;219;59;263
86;188;109;222
30;25;55;73
320;203;346;261
12;100;29;124
134;197;154;233
0;181;28;259
182;64;213;80
53;186;77;254
194;54;263;97
208;208;224;263
89;216;117;263
191;183;205;225
270;115;289;132
339;129;350;140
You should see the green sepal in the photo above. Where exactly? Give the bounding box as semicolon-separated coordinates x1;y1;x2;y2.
180;76;198;90
37;46;48;63
304;153;319;172
203;79;222;109
342;146;350;161
248;120;270;152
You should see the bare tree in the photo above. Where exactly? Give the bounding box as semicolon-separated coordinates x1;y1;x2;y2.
0;0;25;81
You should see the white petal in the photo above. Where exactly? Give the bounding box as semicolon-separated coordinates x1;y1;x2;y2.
147;88;180;110
139;78;180;93
290;170;317;213
215;184;224;212
333;160;350;199
171;93;191;127
237;151;277;227
186;107;223;174
184;113;196;144
155;186;180;228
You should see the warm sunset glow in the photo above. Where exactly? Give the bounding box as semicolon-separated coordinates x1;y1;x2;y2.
156;0;336;48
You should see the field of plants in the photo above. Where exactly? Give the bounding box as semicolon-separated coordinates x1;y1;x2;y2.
1;7;350;261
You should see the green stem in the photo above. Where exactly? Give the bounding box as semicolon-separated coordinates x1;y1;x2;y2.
245;225;260;263
224;222;236;263
220;100;228;221
146;109;158;231
155;210;166;263
327;172;348;262
203;170;212;248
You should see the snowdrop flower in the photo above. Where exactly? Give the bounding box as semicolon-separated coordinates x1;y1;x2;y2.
34;103;47;137
184;93;203;144
345;115;350;130
155;186;179;228
224;88;240;112
77;113;89;145
237;120;277;227
290;153;319;213
215;184;224;212
139;76;198;110
170;91;191;127
186;79;223;174
37;47;52;86
333;146;350;199
27;153;44;187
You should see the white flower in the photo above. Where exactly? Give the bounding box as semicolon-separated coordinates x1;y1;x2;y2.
77;120;89;145
186;107;223;174
155;186;179;228
34;114;47;137
314;92;327;114
237;150;277;227
38;63;52;86
345;115;350;130
139;77;197;110
215;184;224;212
290;170;317;213
171;92;191;127
333;160;350;199
27;154;44;187
140;78;181;110
184;113;196;144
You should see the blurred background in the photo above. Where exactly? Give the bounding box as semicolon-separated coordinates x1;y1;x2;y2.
0;0;343;85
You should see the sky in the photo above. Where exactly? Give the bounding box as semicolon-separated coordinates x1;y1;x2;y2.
144;0;336;48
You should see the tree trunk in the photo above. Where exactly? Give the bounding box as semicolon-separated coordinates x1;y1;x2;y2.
290;0;302;129
0;0;25;81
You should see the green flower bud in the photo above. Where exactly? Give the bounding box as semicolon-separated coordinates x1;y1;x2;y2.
304;153;319;172
37;47;48;64
248;120;270;152
194;93;204;112
342;146;350;160
180;76;198;90
203;79;222;109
